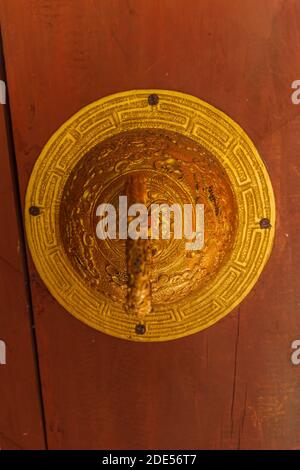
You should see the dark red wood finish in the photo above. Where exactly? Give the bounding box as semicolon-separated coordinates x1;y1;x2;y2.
1;0;300;449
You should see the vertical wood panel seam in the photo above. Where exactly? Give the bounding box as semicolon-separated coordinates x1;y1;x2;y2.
0;24;48;450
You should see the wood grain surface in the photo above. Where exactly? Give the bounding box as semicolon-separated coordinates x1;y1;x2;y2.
0;33;45;449
1;0;300;449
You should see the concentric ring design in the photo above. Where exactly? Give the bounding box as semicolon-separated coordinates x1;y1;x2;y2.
25;90;276;341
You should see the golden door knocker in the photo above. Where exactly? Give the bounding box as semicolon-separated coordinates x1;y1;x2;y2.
25;90;275;341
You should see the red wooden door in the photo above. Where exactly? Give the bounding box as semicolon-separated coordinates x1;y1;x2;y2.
0;34;45;449
1;0;300;449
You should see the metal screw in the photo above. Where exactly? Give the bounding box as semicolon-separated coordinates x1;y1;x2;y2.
135;323;146;335
259;218;271;229
29;206;40;216
148;94;159;106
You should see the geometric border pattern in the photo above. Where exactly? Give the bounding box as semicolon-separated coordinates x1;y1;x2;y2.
25;90;276;341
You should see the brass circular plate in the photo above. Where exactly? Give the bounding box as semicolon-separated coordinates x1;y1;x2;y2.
25;90;275;341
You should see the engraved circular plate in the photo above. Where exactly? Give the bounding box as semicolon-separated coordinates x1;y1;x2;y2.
25;90;275;341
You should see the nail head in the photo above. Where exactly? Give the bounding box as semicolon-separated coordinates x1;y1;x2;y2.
29;206;40;216
135;323;146;335
148;94;159;106
260;218;271;229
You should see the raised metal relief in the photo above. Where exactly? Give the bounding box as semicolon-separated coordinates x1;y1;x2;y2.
25;90;275;341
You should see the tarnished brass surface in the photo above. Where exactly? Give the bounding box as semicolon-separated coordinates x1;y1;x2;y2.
59;129;237;308
125;173;152;320
25;90;276;341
